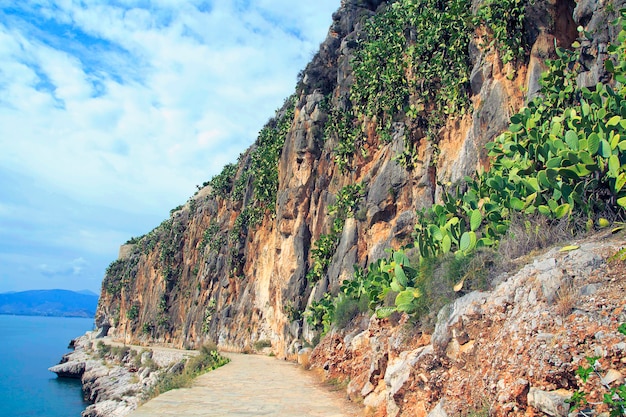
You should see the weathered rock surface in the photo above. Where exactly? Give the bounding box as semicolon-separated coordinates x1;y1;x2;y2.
527;387;571;417
309;232;626;416
50;332;191;417
49;358;85;378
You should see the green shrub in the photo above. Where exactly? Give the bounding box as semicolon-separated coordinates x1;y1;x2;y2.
199;221;224;253
253;340;272;351
328;0;528;171
95;341;111;358
103;258;139;295
126;304;139;321
304;293;335;334
148;344;229;398
207;163;237;198
474;0;526;65
142;322;154;335
568;324;626;416
307;184;365;284
333;294;369;329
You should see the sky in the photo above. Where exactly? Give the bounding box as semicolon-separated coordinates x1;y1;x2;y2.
0;0;339;294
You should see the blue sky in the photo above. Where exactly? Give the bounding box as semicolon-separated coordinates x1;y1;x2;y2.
0;0;339;294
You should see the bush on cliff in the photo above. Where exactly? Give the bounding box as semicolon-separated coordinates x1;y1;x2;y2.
148;343;229;398
308;8;626;334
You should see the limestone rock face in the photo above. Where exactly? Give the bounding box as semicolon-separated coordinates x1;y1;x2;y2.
93;0;621;384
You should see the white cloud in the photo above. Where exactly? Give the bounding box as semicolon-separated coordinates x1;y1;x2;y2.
0;0;339;292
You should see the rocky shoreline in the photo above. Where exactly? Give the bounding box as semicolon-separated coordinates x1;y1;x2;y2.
49;332;196;417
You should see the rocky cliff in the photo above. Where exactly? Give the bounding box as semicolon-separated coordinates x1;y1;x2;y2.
95;0;626;415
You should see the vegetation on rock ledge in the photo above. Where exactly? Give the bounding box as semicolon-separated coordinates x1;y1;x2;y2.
307;11;626;333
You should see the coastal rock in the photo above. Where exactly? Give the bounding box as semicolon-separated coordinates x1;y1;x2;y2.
49;359;86;378
50;332;189;417
83;400;136;417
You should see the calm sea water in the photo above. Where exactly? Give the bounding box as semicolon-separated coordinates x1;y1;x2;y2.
0;315;94;417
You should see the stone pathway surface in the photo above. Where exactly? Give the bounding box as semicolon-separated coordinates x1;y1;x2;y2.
128;352;363;417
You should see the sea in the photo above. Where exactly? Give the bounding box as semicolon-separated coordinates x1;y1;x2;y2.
0;315;94;417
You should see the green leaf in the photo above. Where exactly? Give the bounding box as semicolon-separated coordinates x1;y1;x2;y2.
618;323;626;336
525;178;540;192
395;287;421;306
441;234;452;254
546;168;559;182
615;173;626;193
610;133;621;150
560;244;580;252
393;251;410;267
375;306;397;319
509;197;525;211
559;168;580;180
459;231;477;253
548;198;558;211
600;139;612;158
565;130;579;150
588;132;600;155
608;154;620;176
394;263;408;288
396;303;416;313
429;224;443;241
546;156;562;168
390;279;403;293
554;203;571;219
538;205;551;216
617;195;626;208
459;232;471;252
538;170;551;188
607;115;622;127
598;218;611;228
605;59;615;72
470;209;482;232
477;237;495;247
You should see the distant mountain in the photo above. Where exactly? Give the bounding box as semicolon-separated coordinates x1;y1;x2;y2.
76;289;99;297
0;289;99;318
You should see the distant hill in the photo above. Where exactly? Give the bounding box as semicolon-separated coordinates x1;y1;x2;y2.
76;289;99;297
0;289;99;318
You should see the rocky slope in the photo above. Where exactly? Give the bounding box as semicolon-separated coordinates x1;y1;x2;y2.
92;0;626;415
309;231;626;416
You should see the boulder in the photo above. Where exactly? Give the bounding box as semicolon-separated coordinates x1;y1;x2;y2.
427;400;449;417
527;387;571;417
49;361;86;378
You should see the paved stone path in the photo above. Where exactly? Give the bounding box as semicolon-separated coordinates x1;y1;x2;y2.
128;352;363;417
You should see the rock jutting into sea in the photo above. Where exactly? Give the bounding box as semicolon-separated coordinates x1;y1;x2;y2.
49;332;196;417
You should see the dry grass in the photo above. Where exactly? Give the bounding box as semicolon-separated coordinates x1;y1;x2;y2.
555;280;578;317
495;214;587;276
